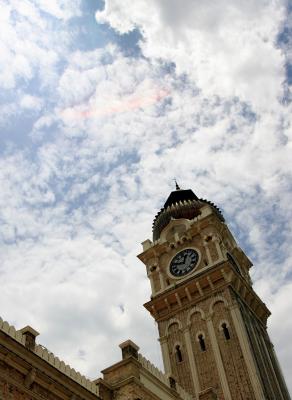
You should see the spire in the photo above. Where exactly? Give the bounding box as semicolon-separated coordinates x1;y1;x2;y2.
174;179;180;190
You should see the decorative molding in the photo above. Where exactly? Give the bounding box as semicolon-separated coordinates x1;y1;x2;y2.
160;218;191;242
209;295;229;315
187;306;206;325
165;318;183;336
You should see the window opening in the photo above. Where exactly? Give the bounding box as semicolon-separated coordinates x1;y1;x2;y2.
198;334;206;351
222;323;230;340
175;345;183;362
169;377;176;389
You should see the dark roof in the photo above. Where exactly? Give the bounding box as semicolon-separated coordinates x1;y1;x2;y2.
164;189;199;208
152;188;224;241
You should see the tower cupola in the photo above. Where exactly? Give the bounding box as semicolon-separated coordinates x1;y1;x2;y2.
152;186;224;241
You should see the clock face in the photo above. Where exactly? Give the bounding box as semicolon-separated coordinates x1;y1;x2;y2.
169;248;199;277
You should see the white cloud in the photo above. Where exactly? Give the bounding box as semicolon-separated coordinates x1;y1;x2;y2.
0;0;80;92
32;0;81;21
96;0;286;110
19;94;43;110
0;0;291;395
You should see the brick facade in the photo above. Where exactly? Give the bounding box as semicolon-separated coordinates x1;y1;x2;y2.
139;187;291;400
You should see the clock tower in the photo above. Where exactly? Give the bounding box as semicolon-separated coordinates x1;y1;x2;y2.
138;186;290;400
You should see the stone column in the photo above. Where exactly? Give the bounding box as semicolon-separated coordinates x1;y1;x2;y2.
159;336;171;374
147;269;155;294
183;327;201;397
229;304;265;400
206;316;232;400
203;242;212;265
259;334;284;399
157;266;166;290
213;236;224;262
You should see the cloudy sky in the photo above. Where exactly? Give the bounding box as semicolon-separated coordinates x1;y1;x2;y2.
0;0;292;393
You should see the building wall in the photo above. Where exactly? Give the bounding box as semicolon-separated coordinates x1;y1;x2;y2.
0;375;33;400
211;300;254;399
157;286;272;400
0;327;100;400
166;321;194;395
239;297;291;400
189;309;221;395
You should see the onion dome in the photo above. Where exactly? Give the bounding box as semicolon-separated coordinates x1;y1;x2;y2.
152;185;224;241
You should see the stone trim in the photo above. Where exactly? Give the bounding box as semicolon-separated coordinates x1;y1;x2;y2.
206;317;232;400
165;318;183;336
183;327;201;396
209;295;229;315
229;304;265;400
159;336;172;374
186;306;206;325
258;334;285;399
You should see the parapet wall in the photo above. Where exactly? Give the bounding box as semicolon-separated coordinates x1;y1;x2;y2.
0;317;99;396
138;354;193;400
0;316;194;400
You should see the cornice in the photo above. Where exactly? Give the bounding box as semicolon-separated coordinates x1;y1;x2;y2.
144;261;270;326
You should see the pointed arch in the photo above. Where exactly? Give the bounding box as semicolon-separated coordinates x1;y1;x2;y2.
165;318;183;336
187;306;206;326
160;218;191;242
209;295;229;315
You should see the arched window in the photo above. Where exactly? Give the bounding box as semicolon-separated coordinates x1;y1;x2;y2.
198;334;206;352
222;323;231;340
175;345;183;362
169;376;176;389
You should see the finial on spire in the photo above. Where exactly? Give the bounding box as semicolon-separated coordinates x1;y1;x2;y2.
174;179;181;190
